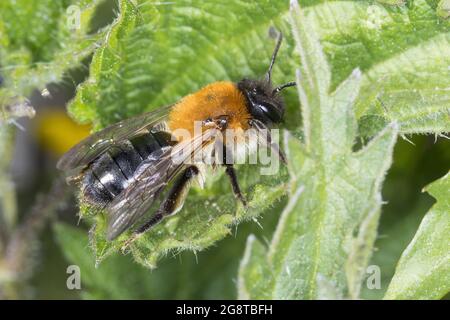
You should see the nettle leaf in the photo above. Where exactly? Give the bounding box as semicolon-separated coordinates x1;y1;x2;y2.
384;172;450;300
68;0;300;128
238;1;398;299
0;0;108;114
307;0;450;135
87;164;288;268
73;0;295;268
70;0;450;136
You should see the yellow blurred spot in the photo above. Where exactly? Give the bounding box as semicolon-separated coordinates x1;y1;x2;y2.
35;110;91;156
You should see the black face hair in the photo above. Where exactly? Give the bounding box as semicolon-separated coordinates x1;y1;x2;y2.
237;30;296;127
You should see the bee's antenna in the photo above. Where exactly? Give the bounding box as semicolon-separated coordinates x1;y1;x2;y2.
266;30;283;84
272;81;296;95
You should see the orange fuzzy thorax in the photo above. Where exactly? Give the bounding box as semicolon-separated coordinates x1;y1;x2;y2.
168;81;251;141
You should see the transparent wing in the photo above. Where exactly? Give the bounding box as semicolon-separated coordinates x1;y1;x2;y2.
57;104;173;173
106;129;219;240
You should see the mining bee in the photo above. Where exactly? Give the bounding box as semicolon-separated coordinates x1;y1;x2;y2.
57;31;296;244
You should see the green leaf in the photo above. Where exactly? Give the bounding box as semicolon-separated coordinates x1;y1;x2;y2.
88;165;288;268
360;196;433;299
238;0;398;299
70;0;450;135
384;172;450;300
68;0;300;128
0;0;108;114
359;135;449;299
307;0;450;135
73;0;294;268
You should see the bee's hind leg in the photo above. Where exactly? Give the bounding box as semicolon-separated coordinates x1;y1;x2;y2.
121;166;199;251
138;166;199;232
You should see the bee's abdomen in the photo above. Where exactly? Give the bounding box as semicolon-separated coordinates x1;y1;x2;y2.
82;131;176;206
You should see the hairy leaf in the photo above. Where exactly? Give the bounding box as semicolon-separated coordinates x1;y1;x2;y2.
70;0;450;135
238;1;398;299
68;0;300;128
384;172;450;300
0;0;108;116
74;0;294;268
308;0;450;135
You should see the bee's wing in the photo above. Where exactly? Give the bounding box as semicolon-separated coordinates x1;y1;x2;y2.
106;129;219;240
57;104;173;174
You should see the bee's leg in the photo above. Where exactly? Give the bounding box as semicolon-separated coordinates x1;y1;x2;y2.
140;165;199;232
218;136;247;208
224;164;247;239
121;166;199;250
224;164;247;208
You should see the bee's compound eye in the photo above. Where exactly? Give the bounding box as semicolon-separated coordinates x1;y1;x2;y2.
251;102;282;125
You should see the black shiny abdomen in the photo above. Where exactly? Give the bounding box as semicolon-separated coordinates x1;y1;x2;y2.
82;131;175;205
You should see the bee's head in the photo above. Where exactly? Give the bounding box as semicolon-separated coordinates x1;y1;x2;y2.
238;30;296;127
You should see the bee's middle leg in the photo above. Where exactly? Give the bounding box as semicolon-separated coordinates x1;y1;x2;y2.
218;138;247;208
224;164;247;208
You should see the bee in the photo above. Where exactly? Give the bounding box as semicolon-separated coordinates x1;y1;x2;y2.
57;31;296;243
